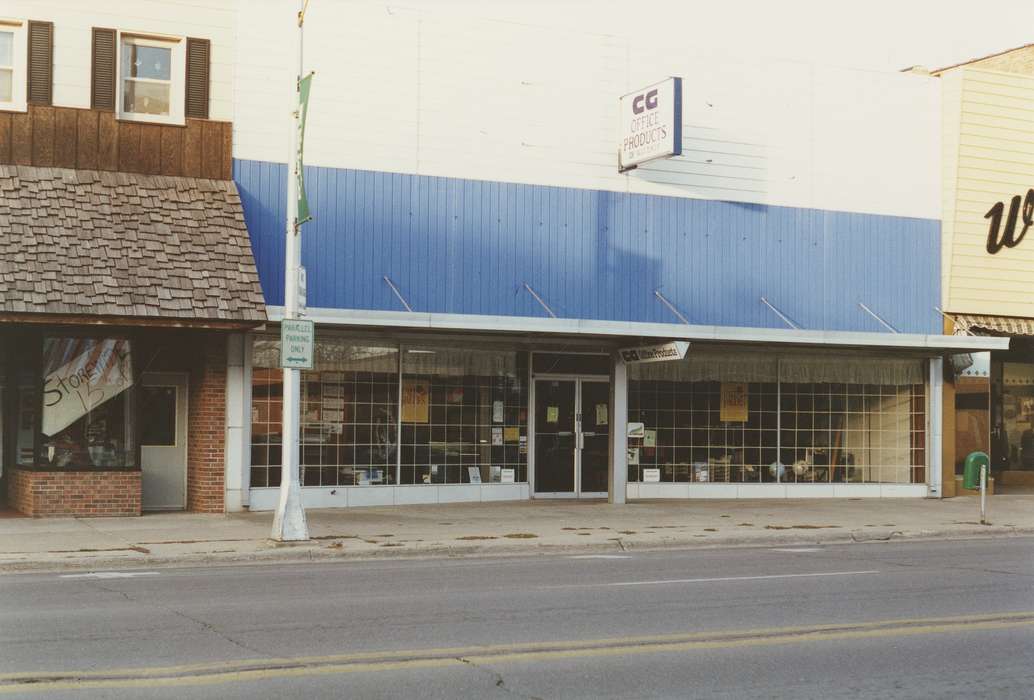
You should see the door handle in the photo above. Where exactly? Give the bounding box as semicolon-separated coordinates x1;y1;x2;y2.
577;432;584;450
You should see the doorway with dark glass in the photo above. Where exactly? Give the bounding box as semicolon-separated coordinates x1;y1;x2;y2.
533;378;609;497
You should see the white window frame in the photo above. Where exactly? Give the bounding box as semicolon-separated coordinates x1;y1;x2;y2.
116;32;185;125
0;19;28;113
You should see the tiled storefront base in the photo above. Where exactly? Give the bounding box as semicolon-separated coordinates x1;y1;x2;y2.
247;484;531;510
626;483;931;499
7;469;142;517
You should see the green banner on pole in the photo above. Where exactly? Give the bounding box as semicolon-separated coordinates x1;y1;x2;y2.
297;72;314;225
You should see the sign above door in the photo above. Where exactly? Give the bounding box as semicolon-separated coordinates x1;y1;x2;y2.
618;341;690;364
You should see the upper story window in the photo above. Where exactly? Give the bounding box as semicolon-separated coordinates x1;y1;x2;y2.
117;33;184;124
0;19;27;111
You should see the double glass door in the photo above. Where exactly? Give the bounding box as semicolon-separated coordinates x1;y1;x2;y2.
534;378;609;497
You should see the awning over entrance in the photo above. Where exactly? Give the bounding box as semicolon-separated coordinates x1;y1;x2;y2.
268;307;1010;354
954;314;1034;337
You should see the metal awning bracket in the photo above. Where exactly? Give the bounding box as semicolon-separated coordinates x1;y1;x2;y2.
383;275;414;312
522;282;557;318
654;289;691;325
760;296;800;330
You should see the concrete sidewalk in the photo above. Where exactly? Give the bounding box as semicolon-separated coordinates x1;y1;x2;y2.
1;496;1032;573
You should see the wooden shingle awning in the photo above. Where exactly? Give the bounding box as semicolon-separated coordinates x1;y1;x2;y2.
0;165;266;323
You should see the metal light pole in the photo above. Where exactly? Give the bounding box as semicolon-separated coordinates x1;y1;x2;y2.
271;0;310;542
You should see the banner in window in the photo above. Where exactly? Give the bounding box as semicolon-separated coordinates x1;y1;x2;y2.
42;338;134;437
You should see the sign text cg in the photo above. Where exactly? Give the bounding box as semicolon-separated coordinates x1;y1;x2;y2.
632;89;658;114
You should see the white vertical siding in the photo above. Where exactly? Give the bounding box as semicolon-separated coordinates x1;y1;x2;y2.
233;1;940;219
2;0;236;120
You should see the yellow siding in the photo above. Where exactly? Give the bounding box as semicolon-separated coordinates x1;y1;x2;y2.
943;66;1034;317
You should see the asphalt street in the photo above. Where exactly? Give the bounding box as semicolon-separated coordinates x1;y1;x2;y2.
1;537;1032;698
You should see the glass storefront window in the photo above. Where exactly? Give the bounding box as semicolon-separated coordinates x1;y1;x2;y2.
36;338;135;469
400;348;528;485
249;336;530;488
250;336;399;487
997;362;1034;472
628;351;926;485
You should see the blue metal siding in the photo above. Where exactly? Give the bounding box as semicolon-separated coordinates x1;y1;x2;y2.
234;159;941;334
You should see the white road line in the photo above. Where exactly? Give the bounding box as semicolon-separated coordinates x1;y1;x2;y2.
60;572;160;580
771;547;823;553
569;555;633;560
543;570;878;590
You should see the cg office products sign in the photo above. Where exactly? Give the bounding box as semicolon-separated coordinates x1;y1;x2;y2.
618;77;682;172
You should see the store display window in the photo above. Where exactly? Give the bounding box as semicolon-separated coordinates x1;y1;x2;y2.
250;336;398;488
400;348;528;485
17;337;137;469
628;350;926;485
250;336;530;488
995;361;1034;472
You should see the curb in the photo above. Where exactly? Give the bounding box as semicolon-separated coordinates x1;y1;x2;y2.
2;525;1032;575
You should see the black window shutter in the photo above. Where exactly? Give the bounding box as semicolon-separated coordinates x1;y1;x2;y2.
27;21;53;105
91;27;117;111
185;38;210;119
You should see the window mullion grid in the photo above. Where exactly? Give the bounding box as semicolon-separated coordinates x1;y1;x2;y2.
395;342;403;487
776;361;781;485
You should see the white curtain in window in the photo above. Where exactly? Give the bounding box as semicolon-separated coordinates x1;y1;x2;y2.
777;355;924;385
630;349;924;385
630;350;778;382
402;347;518;377
252;336;398;373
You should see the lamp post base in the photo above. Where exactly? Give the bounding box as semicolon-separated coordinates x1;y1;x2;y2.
271;479;309;541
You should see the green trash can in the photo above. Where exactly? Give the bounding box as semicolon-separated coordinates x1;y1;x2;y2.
963;451;990;490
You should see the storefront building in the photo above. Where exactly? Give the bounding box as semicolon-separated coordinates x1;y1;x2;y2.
225;3;1002;511
929;44;1034;495
0;2;266;515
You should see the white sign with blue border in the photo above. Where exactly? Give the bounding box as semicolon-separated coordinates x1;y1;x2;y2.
618;77;683;172
281;319;315;369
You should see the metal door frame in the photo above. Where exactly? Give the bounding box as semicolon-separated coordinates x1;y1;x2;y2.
531;374;609;499
140;372;189;511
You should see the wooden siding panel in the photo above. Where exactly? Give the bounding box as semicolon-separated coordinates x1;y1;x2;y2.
201;120;223;179
97;111;119;170
0;105;229;177
118;122;141;173
182;119;203;177
31;106;55;167
76;110;99;170
222;122;233;179
13;111;34;165
54;108;78;169
160;126;183;176
139;125;162;175
0;113;11;163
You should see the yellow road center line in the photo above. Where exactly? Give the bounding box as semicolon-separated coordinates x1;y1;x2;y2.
2;612;1033;693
